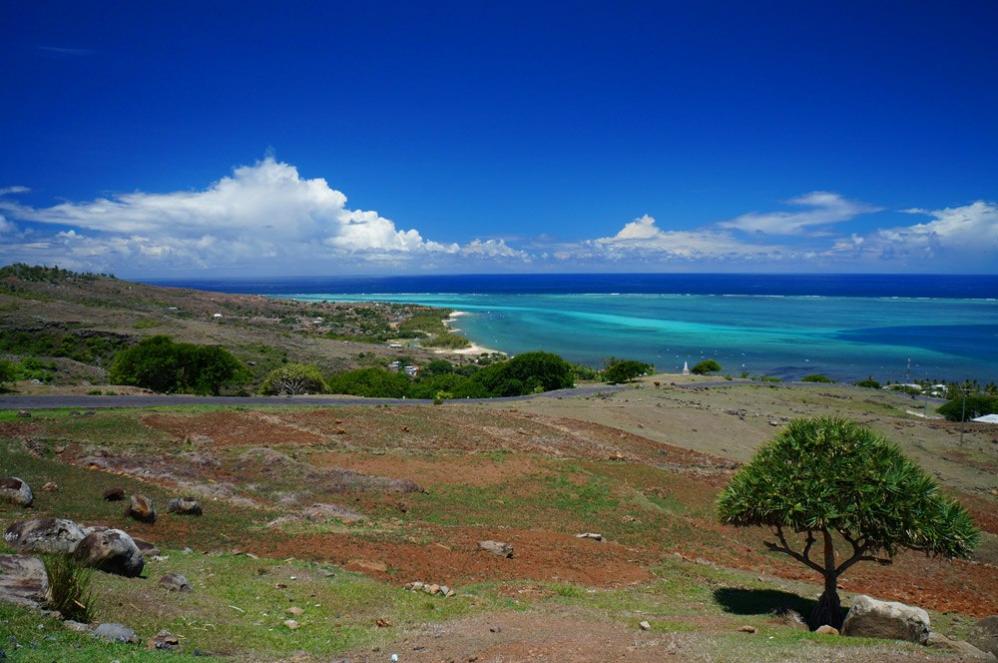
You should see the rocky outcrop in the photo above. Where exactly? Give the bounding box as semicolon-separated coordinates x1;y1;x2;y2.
841;595;930;644
927;632;995;661
126;494;156;523
969;616;998;659
74;528;144;577
4;518;86;554
0;555;48;608
0;477;33;507
167;497;202;516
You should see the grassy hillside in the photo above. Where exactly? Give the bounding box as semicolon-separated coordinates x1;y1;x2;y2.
0;264;471;390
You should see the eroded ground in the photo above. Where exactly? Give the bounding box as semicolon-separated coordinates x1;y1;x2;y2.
1;378;996;661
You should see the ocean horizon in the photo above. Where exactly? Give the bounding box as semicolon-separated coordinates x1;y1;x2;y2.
151;273;998;384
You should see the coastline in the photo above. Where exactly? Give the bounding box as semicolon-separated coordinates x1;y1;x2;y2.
442;310;504;357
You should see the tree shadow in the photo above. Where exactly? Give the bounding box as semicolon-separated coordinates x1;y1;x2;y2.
713;587;816;616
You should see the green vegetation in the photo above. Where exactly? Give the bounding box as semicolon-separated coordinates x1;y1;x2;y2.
854;377;881;389
938;391;998;421
602;358;654;384
259;363;328;395
0;262;111;283
109;335;245;395
0;328;128;365
718;417;979;629
43;554;96;622
801;374;833;383
691;358;721;375
326;351;574;399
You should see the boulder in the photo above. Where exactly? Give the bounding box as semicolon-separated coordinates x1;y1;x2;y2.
126;494;156;523
927;632;995;661
93;623;139;644
159;572;192;592
969;616;998;658
167;497;203;516
74;528;144;577
478;540;514;558
0;477;33;507
841;595;930;644
0;554;49;608
4;518;86;554
815;625;840;635
103;487;125;501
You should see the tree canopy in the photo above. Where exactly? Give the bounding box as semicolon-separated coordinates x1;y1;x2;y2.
717;417;978;627
109;335;244;395
691;359;721;375
259;363;327;395
602;358;654;384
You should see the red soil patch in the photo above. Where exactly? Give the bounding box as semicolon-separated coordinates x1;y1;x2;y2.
142;412;325;446
308;451;547;487
248;527;653;588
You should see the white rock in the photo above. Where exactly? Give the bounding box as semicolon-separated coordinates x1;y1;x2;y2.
842;595;930;644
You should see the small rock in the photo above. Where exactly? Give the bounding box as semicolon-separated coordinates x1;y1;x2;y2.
64;620;92;633
284;619;300;630
376;618;392;628
768;420;780;426
490;625;502;633
17;410;31;418
126;495;156;523
771;607;808;631
478;540;513;558
148;630;180;650
41;482;58;492
93;623;139;644
167;497;203;516
159;572;192;592
815;625;840;635
575;532;604;542
287;607;304;616
103;487;125;502
738;625;757;634
639;621;651;631
0;477;33;507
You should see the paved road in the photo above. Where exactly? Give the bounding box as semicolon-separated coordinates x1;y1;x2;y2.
0;384;625;411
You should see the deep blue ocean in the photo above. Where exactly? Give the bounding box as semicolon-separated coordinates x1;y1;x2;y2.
153;274;998;383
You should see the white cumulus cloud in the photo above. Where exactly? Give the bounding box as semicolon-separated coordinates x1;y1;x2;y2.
587;214;782;260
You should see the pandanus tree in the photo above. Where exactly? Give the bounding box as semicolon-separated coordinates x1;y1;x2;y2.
717;417;978;629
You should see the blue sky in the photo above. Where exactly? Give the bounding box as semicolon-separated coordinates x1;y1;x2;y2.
1;1;997;276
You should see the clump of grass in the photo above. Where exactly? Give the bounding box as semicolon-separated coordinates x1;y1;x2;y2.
43;554;96;622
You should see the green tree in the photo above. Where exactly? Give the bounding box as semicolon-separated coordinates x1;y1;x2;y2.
326;367;412;398
717;417;978;629
109;336;243;395
259;363;328;395
474;351;574;397
691;359;721;375
937;392;998;422
602;358;654;384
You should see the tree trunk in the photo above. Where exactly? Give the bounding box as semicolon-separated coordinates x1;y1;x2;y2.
811;572;842;629
810;529;843;629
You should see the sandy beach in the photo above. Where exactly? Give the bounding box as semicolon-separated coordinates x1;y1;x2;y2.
442;310;504;356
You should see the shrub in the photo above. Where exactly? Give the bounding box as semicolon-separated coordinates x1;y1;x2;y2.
855;377;881;389
602;358;654;384
474;351;574;397
937;392;998;422
570;363;599;381
43;554;96;622
422;331;471;349
691;359;721;375
109;335;244;395
0;358;14;386
259;363;328;395
801;374;833;383
718;417;978;629
409;373;489;399
326;367;412;398
423;359;456;376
